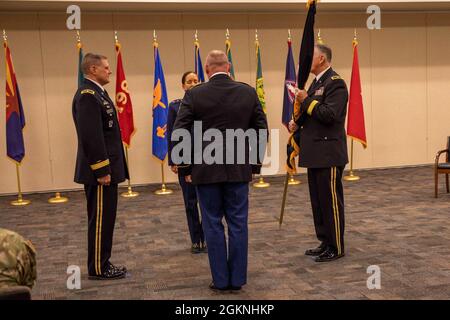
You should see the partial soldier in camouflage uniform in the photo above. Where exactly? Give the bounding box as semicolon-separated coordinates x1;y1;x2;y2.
0;228;36;289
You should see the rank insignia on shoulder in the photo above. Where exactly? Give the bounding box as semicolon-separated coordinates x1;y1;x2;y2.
331;76;342;80
81;89;95;95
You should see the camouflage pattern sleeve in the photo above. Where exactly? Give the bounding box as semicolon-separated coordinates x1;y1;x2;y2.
0;228;37;289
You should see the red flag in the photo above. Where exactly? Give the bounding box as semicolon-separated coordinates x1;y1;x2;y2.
347;38;367;148
115;41;135;147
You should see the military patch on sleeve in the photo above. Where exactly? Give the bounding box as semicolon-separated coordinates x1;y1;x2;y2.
81;89;95;95
331;76;342;81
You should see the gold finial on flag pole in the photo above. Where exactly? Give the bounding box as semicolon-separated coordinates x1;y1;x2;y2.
114;30;118;43
288;29;292;42
3;29;7;42
195;29;199;42
317;29;324;44
255;29;259;42
226;28;230;40
153;29;157;42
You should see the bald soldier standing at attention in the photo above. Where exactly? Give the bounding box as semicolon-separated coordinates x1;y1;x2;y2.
72;53;128;280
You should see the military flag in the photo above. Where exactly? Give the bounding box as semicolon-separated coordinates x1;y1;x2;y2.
282;33;297;129
286;0;317;174
255;33;267;114
152;38;169;161
115;38;136;147
347;35;367;148
225;29;235;79
4;34;26;163
194;32;205;83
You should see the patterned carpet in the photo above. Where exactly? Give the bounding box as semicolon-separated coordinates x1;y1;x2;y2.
1;166;450;300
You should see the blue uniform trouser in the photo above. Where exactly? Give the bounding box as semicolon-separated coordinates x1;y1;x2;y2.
178;174;204;245
196;182;249;288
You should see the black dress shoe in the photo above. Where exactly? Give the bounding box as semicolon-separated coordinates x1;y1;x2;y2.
191;243;202;254
88;265;126;280
315;249;345;262
209;282;229;292
229;285;242;291
109;262;127;273
200;242;208;253
305;243;327;256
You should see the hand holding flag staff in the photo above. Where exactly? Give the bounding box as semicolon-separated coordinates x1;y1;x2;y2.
114;31;139;197
279;0;318;226
4;30;30;206
344;29;367;181
152;30;172;195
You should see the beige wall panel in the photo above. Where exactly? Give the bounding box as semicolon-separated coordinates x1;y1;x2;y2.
371;13;428;167
0;14;53;194
426;13;450;162
317;13;373;169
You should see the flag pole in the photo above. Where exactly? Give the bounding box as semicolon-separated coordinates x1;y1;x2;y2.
154;162;173;195
344;29;361;182
343;139;360;181
253;29;270;189
121;146;139;197
286;29;301;186
11;163;31;206
278;173;290;227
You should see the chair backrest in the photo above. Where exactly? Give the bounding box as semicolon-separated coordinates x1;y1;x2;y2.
447;136;450;162
0;286;31;300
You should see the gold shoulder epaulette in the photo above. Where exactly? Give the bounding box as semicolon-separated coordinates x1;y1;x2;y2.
81;89;96;95
331;76;342;81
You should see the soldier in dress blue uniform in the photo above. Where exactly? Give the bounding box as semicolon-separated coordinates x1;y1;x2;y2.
167;71;206;254
290;44;349;262
72;53;128;279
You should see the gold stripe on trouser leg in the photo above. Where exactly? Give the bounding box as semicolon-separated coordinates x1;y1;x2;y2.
98;186;103;275
95;186;100;275
330;167;341;255
334;168;342;254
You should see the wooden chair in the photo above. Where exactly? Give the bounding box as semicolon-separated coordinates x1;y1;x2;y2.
434;136;450;198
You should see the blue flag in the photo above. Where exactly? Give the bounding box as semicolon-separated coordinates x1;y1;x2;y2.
194;40;205;83
282;39;296;128
5;40;26;163
152;42;169;161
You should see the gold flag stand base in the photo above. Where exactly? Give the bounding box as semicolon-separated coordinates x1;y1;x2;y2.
11;197;31;206
343;170;360;181
253;176;270;188
288;175;301;185
48;192;68;204
121;186;139;198
154;183;173;195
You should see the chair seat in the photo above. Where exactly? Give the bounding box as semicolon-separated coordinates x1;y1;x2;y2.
438;162;450;169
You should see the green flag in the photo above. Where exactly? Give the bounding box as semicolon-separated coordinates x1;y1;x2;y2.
255;38;266;114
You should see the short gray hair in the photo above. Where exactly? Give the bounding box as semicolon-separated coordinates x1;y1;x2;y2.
315;44;332;63
205;50;229;69
81;53;107;75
